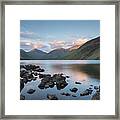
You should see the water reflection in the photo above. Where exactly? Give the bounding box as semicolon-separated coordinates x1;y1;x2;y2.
20;60;100;100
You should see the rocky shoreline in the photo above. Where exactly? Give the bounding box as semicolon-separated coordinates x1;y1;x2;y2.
20;64;100;100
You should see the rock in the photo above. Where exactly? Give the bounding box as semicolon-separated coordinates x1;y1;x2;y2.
56;82;68;90
89;87;92;89
39;74;44;78
40;69;45;72
20;80;24;92
27;89;36;94
60;92;71;96
75;82;81;84
49;82;55;88
66;76;70;78
38;82;45;89
94;86;99;90
92;91;100;100
20;94;25;100
45;84;49;89
80;89;93;96
52;74;66;81
33;77;37;81
70;87;78;93
20;69;28;78
20;65;25;69
47;94;58;100
72;94;77;97
65;93;71;96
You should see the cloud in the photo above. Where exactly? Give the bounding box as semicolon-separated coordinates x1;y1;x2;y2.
49;40;65;49
48;38;88;50
20;40;48;51
20;31;41;39
73;38;88;46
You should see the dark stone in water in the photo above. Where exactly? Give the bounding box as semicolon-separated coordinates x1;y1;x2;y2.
27;89;36;94
20;79;24;92
75;82;81;84
89;87;92;89
40;69;45;72
33;77;37;81
94;86;99;90
66;76;70;78
49;82;55;88
56;82;68;90
52;74;66;81
39;74;44;78
60;92;71;96
70;87;78;93
80;89;93;96
20;94;25;100
72;94;77;97
92;91;100;100
47;94;58;100
38;82;45;89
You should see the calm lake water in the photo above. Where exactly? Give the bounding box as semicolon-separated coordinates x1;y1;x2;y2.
20;60;100;100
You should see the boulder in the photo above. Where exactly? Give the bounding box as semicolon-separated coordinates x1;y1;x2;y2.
80;89;93;96
27;89;36;94
72;94;77;97
75;82;81;84
70;87;78;93
92;91;100;100
20;94;25;100
60;92;71;96
47;94;58;100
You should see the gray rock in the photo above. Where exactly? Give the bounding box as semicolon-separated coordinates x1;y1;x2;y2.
27;89;36;94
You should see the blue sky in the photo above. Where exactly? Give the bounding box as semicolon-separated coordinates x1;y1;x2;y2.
20;20;100;52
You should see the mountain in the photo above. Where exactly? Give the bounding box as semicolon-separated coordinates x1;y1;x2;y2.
27;49;47;59
63;37;100;60
68;45;81;51
20;36;100;60
20;49;31;60
20;49;47;60
46;48;69;59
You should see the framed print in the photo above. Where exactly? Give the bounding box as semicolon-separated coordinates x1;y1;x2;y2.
0;0;119;119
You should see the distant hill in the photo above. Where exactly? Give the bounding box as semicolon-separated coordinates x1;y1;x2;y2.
20;36;100;60
46;48;69;59
27;49;47;59
20;49;31;60
63;37;100;60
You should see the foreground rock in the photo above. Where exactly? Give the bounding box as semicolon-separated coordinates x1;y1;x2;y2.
47;94;58;100
75;82;81;84
92;86;100;100
20;64;45;72
92;91;100;100
70;87;78;93
60;92;71;96
38;73;68;90
20;64;46;92
20;94;25;100
80;89;93;96
27;89;36;94
20;79;25;92
72;94;77;97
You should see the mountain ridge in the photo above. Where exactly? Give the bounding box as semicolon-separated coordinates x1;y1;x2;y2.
20;36;100;60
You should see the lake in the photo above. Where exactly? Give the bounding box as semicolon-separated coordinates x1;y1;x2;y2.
20;60;100;100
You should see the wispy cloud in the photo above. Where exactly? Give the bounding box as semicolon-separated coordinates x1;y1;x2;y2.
20;31;41;39
20;36;88;52
48;38;88;50
20;40;48;51
49;40;65;49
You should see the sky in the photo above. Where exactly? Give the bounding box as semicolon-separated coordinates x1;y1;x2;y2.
20;20;100;52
